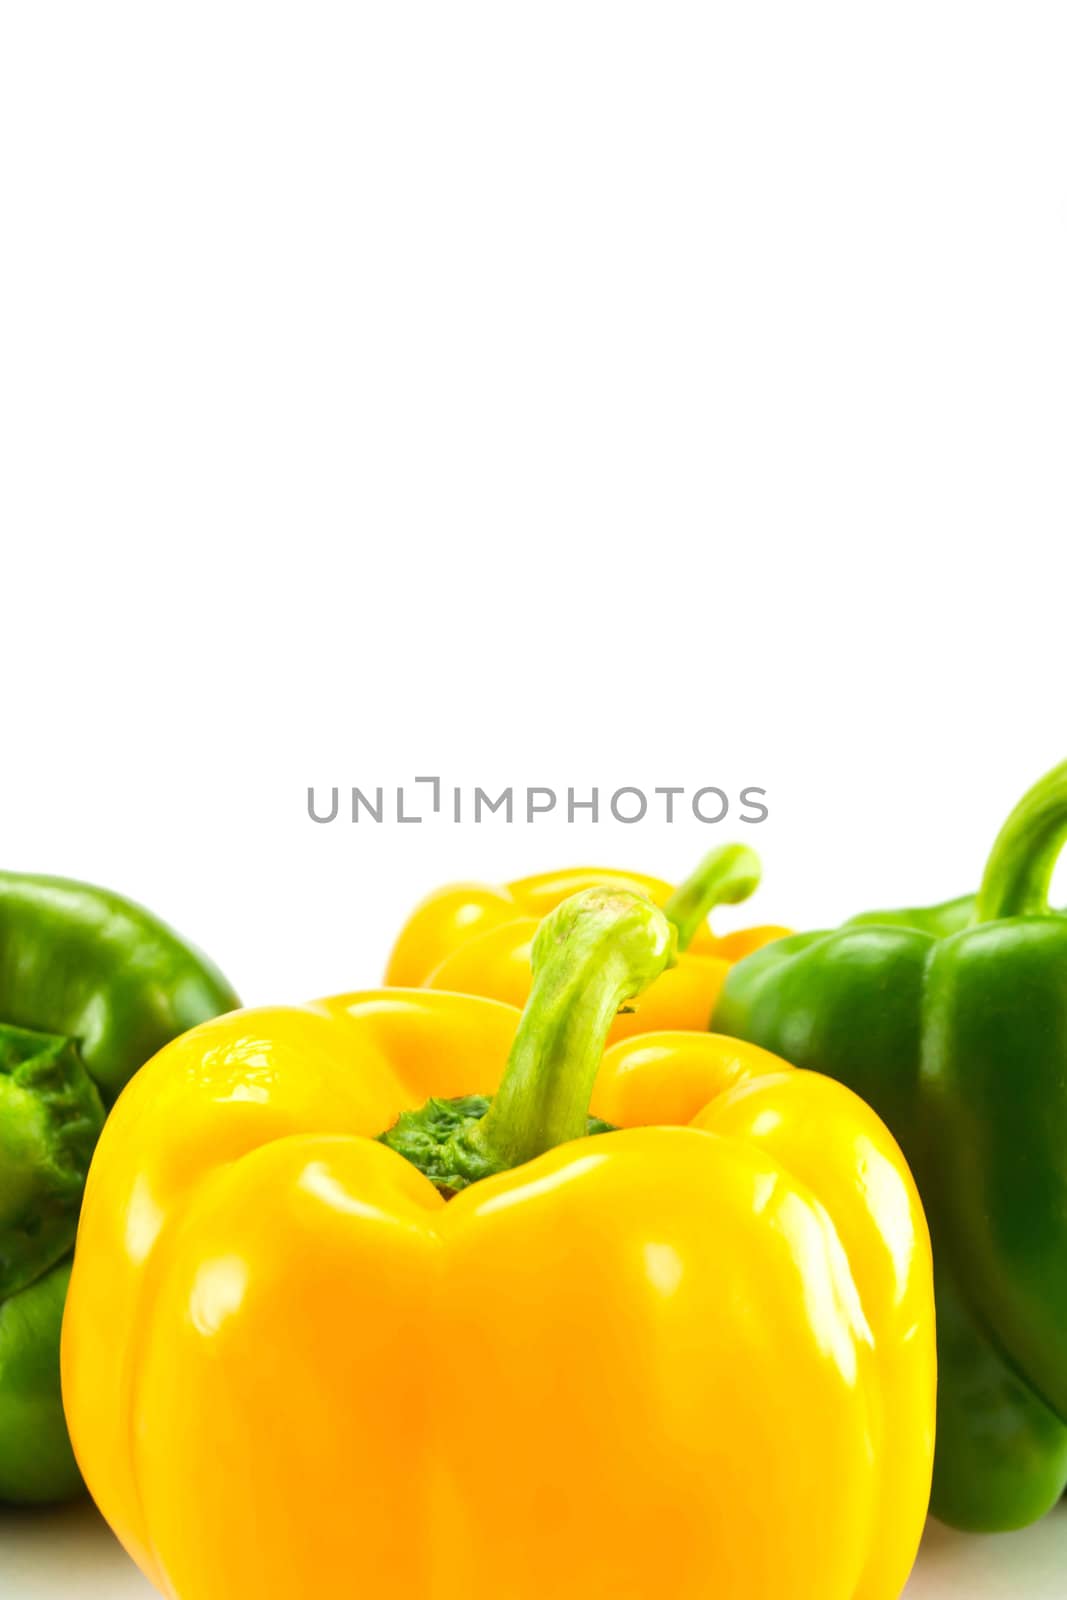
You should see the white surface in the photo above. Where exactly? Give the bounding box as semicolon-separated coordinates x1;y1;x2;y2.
2;1503;1067;1598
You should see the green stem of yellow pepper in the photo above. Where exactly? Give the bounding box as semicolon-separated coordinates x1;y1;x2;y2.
663;843;762;950
470;888;676;1170
378;889;676;1193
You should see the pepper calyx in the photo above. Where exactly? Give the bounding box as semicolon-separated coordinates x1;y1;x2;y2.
378;887;674;1192
0;1024;105;1302
377;1094;616;1197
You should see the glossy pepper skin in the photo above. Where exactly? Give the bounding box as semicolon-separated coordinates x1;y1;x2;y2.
714;760;1067;1532
0;872;238;1504
64;890;933;1600
386;843;790;1038
846;895;974;937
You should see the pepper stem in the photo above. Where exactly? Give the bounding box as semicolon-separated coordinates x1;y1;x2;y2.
662;843;762;951
975;760;1067;923
378;888;676;1191
470;888;676;1170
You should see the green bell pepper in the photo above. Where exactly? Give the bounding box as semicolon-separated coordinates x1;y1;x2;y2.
0;872;239;1504
846;892;974;937
713;760;1067;1532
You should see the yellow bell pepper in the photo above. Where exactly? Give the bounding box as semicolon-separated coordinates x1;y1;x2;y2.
63;890;934;1600
386;843;790;1039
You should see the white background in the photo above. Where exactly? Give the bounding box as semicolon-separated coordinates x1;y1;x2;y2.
2;3;1067;1596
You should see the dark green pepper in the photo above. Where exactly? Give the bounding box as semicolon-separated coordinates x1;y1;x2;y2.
846;892;975;937
0;873;238;1504
713;761;1067;1532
